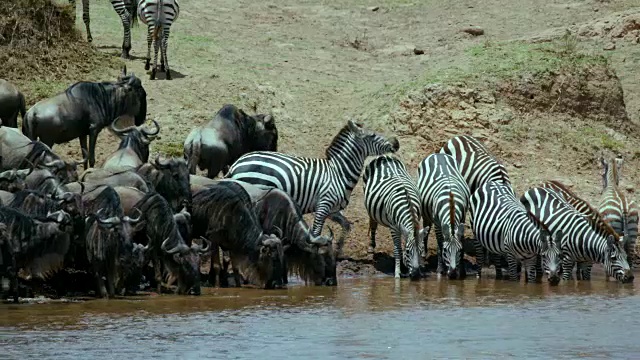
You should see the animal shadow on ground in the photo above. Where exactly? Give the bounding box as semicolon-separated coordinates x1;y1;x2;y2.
95;45;120;50
146;68;187;80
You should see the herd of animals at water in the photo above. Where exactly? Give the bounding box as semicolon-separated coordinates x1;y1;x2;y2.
0;0;638;304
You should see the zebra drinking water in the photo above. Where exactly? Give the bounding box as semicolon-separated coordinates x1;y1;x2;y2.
226;120;399;258
521;186;634;283
363;155;422;279
471;181;562;284
69;0;138;58
137;0;180;80
416;153;470;279
598;157;639;271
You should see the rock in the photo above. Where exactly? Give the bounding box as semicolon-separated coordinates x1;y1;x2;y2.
462;27;484;36
603;42;616;50
626;186;635;192
513;162;523;169
369;6;379;11
413;48;425;55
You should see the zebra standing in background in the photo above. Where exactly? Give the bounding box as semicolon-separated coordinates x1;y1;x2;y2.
440;134;514;278
471;181;562;284
137;0;180;80
521;187;634;283
598;157;639;271
540;180;623;280
416;153;470;279
363;155;422;279
227;120;400;258
68;0;138;58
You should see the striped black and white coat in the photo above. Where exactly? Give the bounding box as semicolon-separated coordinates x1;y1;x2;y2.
439;134;515;278
69;0;138;58
227;120;400;257
521;187;634;283
363;155;422;279
137;0;181;80
416;153;470;279
598;157;638;270
471;181;562;283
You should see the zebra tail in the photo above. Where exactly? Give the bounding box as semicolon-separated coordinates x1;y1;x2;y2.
130;0;139;27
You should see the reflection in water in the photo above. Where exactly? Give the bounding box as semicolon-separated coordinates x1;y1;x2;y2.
1;277;639;359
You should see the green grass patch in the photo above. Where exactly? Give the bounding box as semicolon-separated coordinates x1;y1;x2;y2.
154;141;184;158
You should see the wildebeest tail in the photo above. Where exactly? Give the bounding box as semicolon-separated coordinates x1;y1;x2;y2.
19;93;26;121
184;132;201;175
21;109;35;140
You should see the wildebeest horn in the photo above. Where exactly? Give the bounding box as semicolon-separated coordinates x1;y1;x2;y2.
0;169;16;181
123;207;143;224
154;155;170;169
74;148;89;167
16;167;34;177
142;119;160;137
271;225;283;239
161;237;190;254
95;209;121;225
192;236;211;254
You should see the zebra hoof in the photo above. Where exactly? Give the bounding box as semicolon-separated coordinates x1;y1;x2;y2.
161;64;166;72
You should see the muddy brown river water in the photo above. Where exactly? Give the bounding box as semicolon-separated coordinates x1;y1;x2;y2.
1;276;639;359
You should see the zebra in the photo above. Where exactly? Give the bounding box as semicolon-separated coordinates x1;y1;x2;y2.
137;0;180;80
69;0;138;58
470;181;562;284
540;180;622;280
363;155;422;279
416;153;470;279
598;157;639;272
439;135;514;278
226;120;400;258
521;186;633;283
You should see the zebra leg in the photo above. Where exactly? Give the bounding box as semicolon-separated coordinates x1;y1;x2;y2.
435;226;445;275
577;262;592;281
112;2;132;59
494;254;505;280
145;25;154;70
506;253;519;281
535;255;543;283
368;218;378;254
151;32;160;80
82;0;92;42
68;0;76;21
421;219;431;259
162;26;172;80
474;239;484;278
391;229;402;278
561;253;575;281
522;257;538;283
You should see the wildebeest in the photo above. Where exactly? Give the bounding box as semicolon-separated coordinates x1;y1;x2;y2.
82;185;140;298
192;181;285;289
0;80;26;128
0;168;32;193
102;119;160;170
0;207;73;303
0;127;86;182
83;156;191;211
114;186;208;295
183;104;278;178
22;66;148;169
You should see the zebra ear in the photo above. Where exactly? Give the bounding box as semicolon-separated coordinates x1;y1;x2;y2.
347;120;364;136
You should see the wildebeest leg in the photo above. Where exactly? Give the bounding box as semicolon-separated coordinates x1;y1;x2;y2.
88;128;99;168
95;272;107;298
153;256;163;294
145;25;153;70
281;257;288;285
367;218;378;254
79;135;89;170
209;244;220;287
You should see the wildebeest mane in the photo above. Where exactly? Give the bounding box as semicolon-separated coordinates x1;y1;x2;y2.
84;186;123;217
9;189;57;215
132;191;183;249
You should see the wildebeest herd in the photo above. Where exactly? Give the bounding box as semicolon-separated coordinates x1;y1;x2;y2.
0;64;636;303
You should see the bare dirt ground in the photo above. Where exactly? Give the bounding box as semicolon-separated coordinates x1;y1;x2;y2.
17;0;640;274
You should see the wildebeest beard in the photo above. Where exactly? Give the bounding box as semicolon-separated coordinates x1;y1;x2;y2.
192;181;284;288
131;192;201;294
255;189;336;286
0;207;71;280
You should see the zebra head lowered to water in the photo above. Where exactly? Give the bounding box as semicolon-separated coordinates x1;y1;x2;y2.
521;187;634;283
417;153;471;280
226;120;399;258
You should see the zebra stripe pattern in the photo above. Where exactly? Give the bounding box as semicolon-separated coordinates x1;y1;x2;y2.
521;187;633;283
471;181;562;283
540;180;622;280
363;155;422;279
416;153;470;279
599;157;639;270
138;0;180;80
69;1;137;57
227;120;399;257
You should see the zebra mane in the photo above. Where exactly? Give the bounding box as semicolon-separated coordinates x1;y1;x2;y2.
526;209;550;232
449;191;455;231
325;124;354;159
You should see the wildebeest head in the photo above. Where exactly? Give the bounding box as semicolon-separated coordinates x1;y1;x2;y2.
151;156;192;211
251;114;278;152
115;68;147;127
161;235;210;296
0;168;32;192
257;230;285;290
35;147;87;183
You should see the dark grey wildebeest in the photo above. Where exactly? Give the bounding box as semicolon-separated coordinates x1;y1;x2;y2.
81;185;141;298
114;186;208;295
192;181;285;289
0;207;73;303
183;104;278;178
0;168;33;193
0;79;26;128
102;119;160;170
22;66;147;169
0;126;86;183
82;156;191;211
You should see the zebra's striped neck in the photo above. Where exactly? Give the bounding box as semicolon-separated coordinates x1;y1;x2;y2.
325;130;366;191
